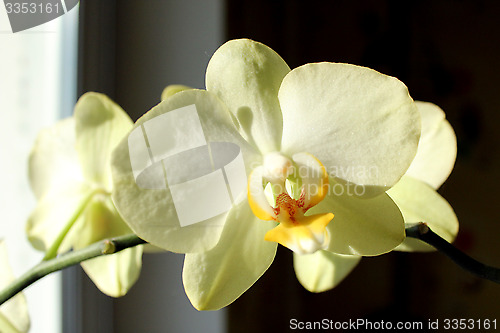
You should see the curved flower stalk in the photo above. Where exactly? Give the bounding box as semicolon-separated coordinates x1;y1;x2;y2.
0;240;30;333
26;93;143;297
295;101;459;292
111;38;421;309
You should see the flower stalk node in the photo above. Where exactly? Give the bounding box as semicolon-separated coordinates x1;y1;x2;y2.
102;240;116;254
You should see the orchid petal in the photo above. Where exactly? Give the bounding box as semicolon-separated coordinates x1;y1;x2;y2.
69;197;143;296
26;183;93;252
27;117;87;252
81;248;142;297
308;180;405;256
247;166;275;221
388;176;459;252
74;92;133;190
28;118;82;200
111;89;261;253
161;85;192;101
293;250;361;292
182;200;277;310
206;39;290;154
279;63;420;195
0;240;30;333
71;196;135;248
292;152;329;208
405;101;457;189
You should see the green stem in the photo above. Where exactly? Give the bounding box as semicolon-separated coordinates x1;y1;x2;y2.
42;190;99;261
2;223;500;308
405;223;500;283
0;233;146;306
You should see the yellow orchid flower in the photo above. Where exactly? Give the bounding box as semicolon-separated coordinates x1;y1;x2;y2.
111;38;422;309
26;93;143;297
0;240;30;333
295;101;459;292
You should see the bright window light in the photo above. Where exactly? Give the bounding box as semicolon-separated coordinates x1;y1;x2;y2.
0;4;78;333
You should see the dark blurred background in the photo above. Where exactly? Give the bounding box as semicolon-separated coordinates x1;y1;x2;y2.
73;1;500;332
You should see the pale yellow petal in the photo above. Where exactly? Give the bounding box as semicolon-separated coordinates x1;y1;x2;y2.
388;176;459;252
292;152;329;208
247;166;275;221
161;84;192;101
71;197;143;296
111;89;261;253
28;118;83;199
81;246;143;297
293;251;361;292
309;180;405;256
206;39;290;153
182;200;277;310
70;196;134;249
74;92;133;190
280;63;420;195
26;183;93;252
405;101;457;189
